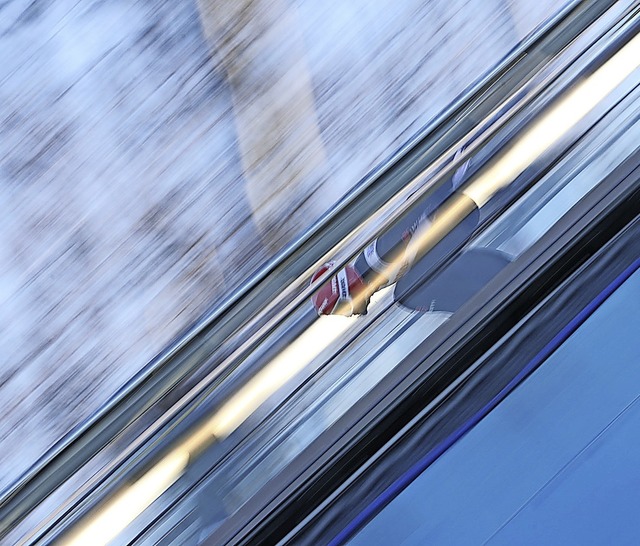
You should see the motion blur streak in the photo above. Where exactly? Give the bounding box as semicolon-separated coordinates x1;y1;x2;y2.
398;28;640;285
56;28;640;546
200;315;355;439
60;451;189;546
464;30;640;207
58;315;354;546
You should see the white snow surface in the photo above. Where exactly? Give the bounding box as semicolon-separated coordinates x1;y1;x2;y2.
0;0;562;505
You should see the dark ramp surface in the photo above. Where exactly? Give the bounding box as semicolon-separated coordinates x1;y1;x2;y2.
350;267;640;545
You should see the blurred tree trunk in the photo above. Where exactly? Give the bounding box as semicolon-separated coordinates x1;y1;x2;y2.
197;0;335;251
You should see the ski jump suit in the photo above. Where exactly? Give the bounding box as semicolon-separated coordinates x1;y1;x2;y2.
351;153;512;314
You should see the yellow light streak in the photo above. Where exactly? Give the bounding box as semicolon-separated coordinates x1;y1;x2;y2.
60;450;189;546
202;315;355;439
58;315;354;546
362;29;640;294
464;30;640;207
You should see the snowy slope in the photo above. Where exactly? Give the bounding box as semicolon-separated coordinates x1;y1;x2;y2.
0;0;563;496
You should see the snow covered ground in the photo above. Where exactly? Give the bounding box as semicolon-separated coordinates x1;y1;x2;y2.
0;0;563;502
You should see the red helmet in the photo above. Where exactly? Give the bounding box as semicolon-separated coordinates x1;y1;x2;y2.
310;262;369;316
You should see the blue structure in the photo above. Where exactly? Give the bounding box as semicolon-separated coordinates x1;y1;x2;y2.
349;266;640;545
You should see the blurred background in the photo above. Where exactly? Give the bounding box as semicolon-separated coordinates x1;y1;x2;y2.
0;0;559;493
